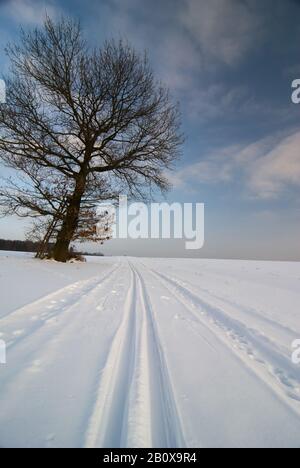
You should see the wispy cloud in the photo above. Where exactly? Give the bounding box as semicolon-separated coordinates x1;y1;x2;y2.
96;0;265;85
180;0;265;67
168;145;239;190
0;0;58;25
182;84;252;122
247;131;300;199
172;130;300;199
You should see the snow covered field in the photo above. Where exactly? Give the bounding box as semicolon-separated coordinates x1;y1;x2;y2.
0;251;300;448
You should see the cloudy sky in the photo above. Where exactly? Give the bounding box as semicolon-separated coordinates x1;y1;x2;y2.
0;0;300;260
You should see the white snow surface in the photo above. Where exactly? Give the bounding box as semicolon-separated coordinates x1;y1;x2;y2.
0;252;300;448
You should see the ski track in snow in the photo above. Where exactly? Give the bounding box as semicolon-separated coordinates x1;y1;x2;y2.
84;262;185;448
144;265;300;410
0;254;300;448
2;264;121;348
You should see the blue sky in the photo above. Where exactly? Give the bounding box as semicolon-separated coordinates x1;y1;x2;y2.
0;0;300;259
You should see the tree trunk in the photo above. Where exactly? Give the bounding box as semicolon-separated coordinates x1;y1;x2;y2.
52;173;86;262
36;219;55;259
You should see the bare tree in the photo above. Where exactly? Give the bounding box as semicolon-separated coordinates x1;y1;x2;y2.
0;16;182;262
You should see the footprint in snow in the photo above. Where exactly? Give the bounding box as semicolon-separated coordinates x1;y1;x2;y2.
30;315;39;321
274;368;294;388
174;314;187;322
161;296;170;301
287;390;300;402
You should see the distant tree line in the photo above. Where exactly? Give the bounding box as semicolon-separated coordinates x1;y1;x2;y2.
0;238;53;253
0;238;104;257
